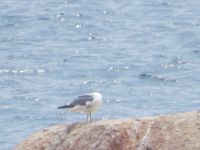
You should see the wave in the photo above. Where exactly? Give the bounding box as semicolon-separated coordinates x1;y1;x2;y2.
0;68;47;75
139;73;178;83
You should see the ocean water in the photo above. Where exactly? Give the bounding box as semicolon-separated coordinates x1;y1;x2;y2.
0;0;200;149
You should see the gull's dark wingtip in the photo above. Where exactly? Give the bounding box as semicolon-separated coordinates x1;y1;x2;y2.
57;105;70;109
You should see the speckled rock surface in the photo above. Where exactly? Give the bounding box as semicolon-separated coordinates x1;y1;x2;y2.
14;111;200;150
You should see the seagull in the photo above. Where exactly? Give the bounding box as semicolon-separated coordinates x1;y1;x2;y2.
58;92;102;122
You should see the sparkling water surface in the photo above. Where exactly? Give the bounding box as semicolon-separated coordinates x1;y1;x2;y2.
1;0;200;149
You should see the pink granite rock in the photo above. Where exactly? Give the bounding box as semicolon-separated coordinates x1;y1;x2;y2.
14;111;200;150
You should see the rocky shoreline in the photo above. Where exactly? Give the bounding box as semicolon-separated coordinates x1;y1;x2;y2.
14;111;200;150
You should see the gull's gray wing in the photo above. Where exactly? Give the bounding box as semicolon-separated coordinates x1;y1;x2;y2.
68;94;94;107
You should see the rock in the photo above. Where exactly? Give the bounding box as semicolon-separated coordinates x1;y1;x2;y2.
14;111;200;150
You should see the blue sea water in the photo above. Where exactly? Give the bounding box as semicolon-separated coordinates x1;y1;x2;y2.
0;0;200;149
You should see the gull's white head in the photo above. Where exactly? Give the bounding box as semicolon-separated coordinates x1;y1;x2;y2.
92;92;103;101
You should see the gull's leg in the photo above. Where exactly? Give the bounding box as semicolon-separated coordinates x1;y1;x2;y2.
87;113;89;122
89;112;92;122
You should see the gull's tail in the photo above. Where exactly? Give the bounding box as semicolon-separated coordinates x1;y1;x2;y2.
57;105;71;109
